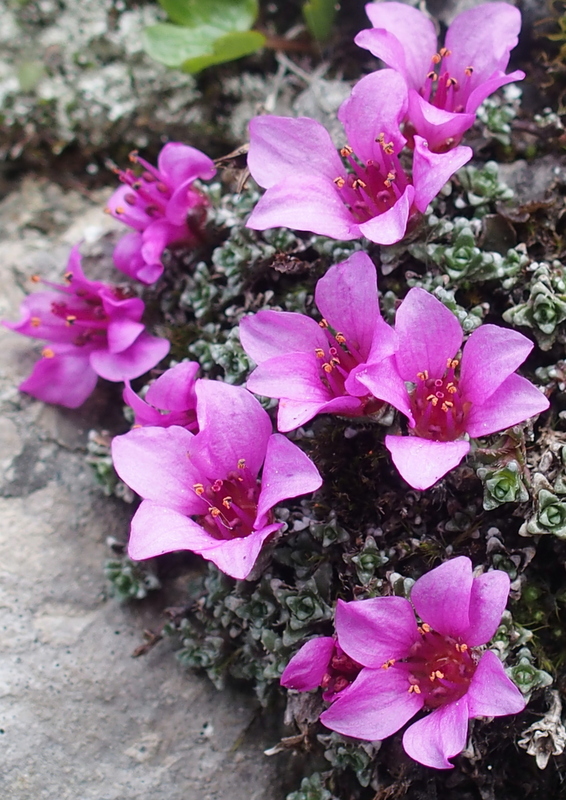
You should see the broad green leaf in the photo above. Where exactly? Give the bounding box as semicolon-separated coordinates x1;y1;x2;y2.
303;0;338;42
142;23;216;67
181;30;265;73
158;0;258;34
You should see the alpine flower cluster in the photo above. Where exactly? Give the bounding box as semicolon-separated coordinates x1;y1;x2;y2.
282;557;525;769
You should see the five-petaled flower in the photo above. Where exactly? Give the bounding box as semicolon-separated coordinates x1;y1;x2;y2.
355;2;524;153
246;69;471;245
111;380;323;580
3;246;170;409
282;556;525;769
107;143;216;284
123;361;200;432
240;252;396;431
354;287;549;490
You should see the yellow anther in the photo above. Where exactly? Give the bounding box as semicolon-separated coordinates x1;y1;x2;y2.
30;274;41;283
322;362;333;373
65;315;77;326
340;145;353;157
238;458;246;469
319;319;329;328
115;206;125;215
382;141;394;155
427;71;438;82
446;77;459;90
335;333;346;344
464;66;474;76
315;348;325;359
447;358;459;369
446;383;457;394
431;52;442;64
64;271;73;283
418;623;432;634
381;659;396;670
30;317;41;327
41;347;55;359
416;370;429;381
458;643;468;652
408;684;422;694
330;357;340;367
426;394;439;406
435;670;445;679
193;483;205;495
222;497;232;509
384;171;396;187
441;401;454;412
209;506;221;518
352;179;367;190
333;176;346;188
439;47;451;57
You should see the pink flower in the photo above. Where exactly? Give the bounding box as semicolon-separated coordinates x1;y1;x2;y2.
123;361;199;432
246;70;471;245
239;252;397;431
282;557;525;769
354;288;549;490
355;2;525;152
107;143;216;284
281;638;362;702
111;380;323;580
3;246;170;409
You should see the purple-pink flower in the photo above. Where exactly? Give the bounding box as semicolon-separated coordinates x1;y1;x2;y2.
123;361;199;432
107;143;216;284
354;288;549;490
282;557;525;769
3;246;170;409
246;69;471;245
240;252;396;431
111;380;323;580
355;2;524;153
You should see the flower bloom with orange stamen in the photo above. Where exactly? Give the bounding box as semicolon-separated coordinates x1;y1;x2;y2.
354;288;549;489
281;557;525;770
3;246;169;408
245;69;471;245
355;2;524;153
106;142;215;284
111;380;322;580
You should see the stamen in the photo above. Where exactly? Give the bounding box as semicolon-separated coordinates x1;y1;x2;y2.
427;71;438;82
352;179;367;190
314;348;325;359
237;459;246;469
319;318;329;328
464;66;474;76
426;395;439;406
64;272;73;283
439;47;451;57
65;315;77;326
30;275;41;283
381;659;396;669
322;363;333;373
335;333;346;344
42;347;55;358
333;177;345;188
340;145;353;157
222;497;232;509
417;370;429;381
114;206;125;215
431;53;442;64
418;623;432;634
408;684;422;694
30;317;41;327
193;483;205;495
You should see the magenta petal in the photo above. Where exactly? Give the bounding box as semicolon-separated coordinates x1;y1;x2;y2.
354;28;412;85
407;91;475;153
145;361;199;411
467;651;525;718
248;116;344;187
195;380;272;478
239;310;326;365
106;318;145;354
111;426;203;514
353;357;414;422
107;185;150;231
413;138;472;212
276;397;351;432
128;500;217;560
246;176;357;240
255;434;322;528
459;325;534;405
402;698;469;769
246;354;332;404
320;664;423;740
157;142;216;184
463;570;510;646
202;523;281;580
19;350;98;408
466;69;525;113
338;70;407;161
362;2;437;89
335;597;418;667
465;373;549;439
314;252;380;360
90;332;170;381
113;232;153;283
385;435;470;490
358;185;414;245
410;556;473;638
394;288;462;381
281;637;335;691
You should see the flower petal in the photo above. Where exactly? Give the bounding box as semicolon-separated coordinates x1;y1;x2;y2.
255;433;322;528
276;396;362;433
246;353;332;404
459;324;534;405
281;637;336;691
353;357;414;423
466;69;525;114
111;426;203;514
90;332;170;381
412;138;472;211
19;349;98;408
202;523;281;579
407;91;475;153
402;698;469;769
463;570;511;647
239;310;326;365
465;373;549;439
466;651;526;718
127;500;218;560
145;361;199;411
314;252;380;359
394;288;462;381
385;435;470;491
247;116;344;187
358;185;414;245
320;664;423;740
335;597;418;667
410;556;473;638
246;176;358;240
157;142;216;185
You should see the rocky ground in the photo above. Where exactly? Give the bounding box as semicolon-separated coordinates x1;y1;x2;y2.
0;181;286;800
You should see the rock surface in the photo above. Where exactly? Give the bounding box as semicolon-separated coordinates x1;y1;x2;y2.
0;179;284;800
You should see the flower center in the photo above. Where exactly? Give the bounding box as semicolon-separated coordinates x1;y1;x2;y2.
422;48;475;115
333;137;408;223
321;644;363;699
193;459;262;540
410;358;468;441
